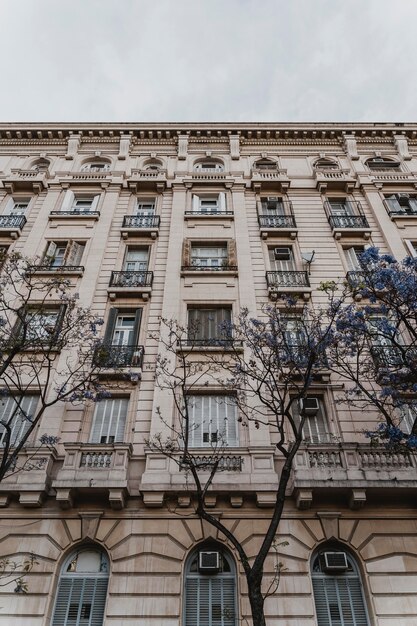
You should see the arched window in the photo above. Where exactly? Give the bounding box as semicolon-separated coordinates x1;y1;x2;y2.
366;157;400;171
51;546;109;626
143;158;163;171
184;544;237;626
194;160;224;172
314;158;339;170
81;161;111;172
254;159;277;171
311;548;370;626
31;158;50;172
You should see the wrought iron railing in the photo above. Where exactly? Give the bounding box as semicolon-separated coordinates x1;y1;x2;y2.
94;344;145;368
181;264;238;272
0;215;27;229
122;215;160;228
258;215;297;229
181;455;243;471
109;271;153;288
383;199;417;217
184;211;234;216
328;215;370;229
370;345;405;368
182;338;243;349
29;264;84;273
49;210;100;217
346;271;365;288
266;271;310;288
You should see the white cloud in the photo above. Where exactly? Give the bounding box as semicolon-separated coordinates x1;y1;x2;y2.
0;0;416;121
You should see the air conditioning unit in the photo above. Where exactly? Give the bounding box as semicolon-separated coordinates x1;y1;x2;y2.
300;397;320;415
322;552;349;572
199;551;220;572
274;247;291;261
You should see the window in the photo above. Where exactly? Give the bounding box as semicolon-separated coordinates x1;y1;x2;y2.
399;405;417;434
60;190;100;214
143;159;163;171
282;316;308;359
366;157;400;171
254;159;277;171
191;245;228;268
328;198;353;216
188;307;232;345
384;193;417;215
192;193;226;214
89;398;128;444
4;197;30;215
269;246;296;271
260;196;285;215
51;547;109;626
98;308;143;367
368;317;403;367
186;395;238;447
315;158;339;170
184;545;236;626
136;197;156;215
123;247;149;272
0;395;39;447
406;241;417;257
23;307;65;344
344;246;364;272
31;159;50;172
81;161;110;172
292;396;329;443
312;548;370;626
194;160;224;172
43;241;85;268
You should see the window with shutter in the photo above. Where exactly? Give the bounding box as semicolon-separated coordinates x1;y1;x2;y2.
0;395;39;447
89;398;128;444
51;547;109;626
292;397;329;443
188;308;232;343
269;246;295;271
186;395;238;448
312;550;370;626
184;547;237;626
191;246;228;268
344;246;365;272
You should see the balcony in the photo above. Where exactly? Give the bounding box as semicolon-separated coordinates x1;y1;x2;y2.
184;210;234;222
127;168;167;192
258;201;297;240
0;168;49;193
180;455;243;472
292;443;416;509
121;215;160;239
346;270;365;290
0;447;57;508
383;198;417;221
0;215;26;238
181;264;238;276
53;442;132;509
93;344;145;369
179;337;243;352
28;264;84;276
314;167;356;193
324;201;371;240
49;210;100;221
107;270;154;300
266;270;311;300
250;167;290;192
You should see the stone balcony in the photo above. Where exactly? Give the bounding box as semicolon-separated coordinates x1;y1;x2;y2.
314;168;356;193
250;168;290;192
0;447;57;508
53;442;132;510
0;214;27;238
127;169;167;192
292;443;416;509
0;168;49;192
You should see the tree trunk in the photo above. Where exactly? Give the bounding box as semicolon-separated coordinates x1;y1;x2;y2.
247;577;267;626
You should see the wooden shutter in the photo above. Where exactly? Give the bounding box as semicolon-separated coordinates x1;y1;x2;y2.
182;239;191;266
0;395;39;446
218;192;226;212
227;240;236;266
89;398;128;444
185;576;236;626
312;576;369;626
45;242;57;263
131;309;142;345
192;194;200;212
52;305;67;343
65;241;85;266
188;395;238;447
293;399;328;443
344;247;363;271
103;308;119;345
61;190;75;212
3;197;16;215
90;195;100;212
52;576;108;626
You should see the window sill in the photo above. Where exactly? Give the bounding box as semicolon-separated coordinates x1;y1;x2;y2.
184;212;234;221
260;226;298;240
331;227;372;241
49;211;100;221
28;266;84;276
181;267;238;277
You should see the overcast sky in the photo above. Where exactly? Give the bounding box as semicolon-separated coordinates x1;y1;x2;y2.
1;0;416;122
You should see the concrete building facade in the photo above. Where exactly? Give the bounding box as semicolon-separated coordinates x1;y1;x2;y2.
0;122;417;625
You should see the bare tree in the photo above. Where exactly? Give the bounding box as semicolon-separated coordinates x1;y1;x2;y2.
148;300;339;626
0;251;110;482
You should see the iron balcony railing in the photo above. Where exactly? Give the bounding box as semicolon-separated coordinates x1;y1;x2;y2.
0;215;27;229
346;271;365;288
94;344;145;368
49;210;101;217
181;264;238;272
370;345;404;368
324;201;369;230
109;271;153;288
184;210;234;217
181;455;243;472
122;215;160;229
266;270;310;289
29;264;84;273
258;215;297;229
182;337;243;349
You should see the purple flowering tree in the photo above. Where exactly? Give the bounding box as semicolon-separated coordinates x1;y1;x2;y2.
0;251;109;482
326;246;417;450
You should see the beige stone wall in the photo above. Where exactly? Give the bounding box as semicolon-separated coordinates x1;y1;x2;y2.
0;123;417;624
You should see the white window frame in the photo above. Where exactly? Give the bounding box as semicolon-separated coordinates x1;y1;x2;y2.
89;398;128;444
186;394;238;448
0;395;39;447
190;245;228;268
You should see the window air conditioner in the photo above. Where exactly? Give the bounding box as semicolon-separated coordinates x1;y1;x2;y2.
300;397;320;415
322;552;349;572
274;247;291;261
199;551;220;572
